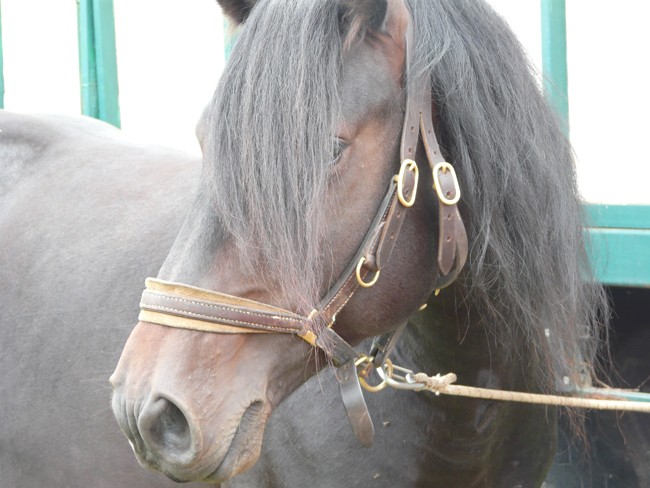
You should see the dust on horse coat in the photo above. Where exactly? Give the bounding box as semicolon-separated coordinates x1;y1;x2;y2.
0;111;207;488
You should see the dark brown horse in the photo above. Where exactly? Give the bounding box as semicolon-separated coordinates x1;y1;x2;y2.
0;0;614;487
109;0;607;486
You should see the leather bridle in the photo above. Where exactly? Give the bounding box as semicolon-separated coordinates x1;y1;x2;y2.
137;6;468;447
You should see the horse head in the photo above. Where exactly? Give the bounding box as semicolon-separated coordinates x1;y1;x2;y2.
110;0;607;484
110;0;460;482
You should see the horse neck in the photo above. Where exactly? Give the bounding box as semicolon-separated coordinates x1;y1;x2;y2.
386;287;558;485
395;285;535;395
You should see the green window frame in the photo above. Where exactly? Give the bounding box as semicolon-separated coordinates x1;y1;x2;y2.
77;0;120;127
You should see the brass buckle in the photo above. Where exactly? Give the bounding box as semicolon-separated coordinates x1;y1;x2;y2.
395;159;419;208
432;162;461;205
356;256;380;288
298;310;319;346
298;330;318;346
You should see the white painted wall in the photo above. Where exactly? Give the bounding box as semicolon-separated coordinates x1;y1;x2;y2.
2;0;223;155
487;0;542;74
488;0;650;204
2;0;80;115
113;0;224;154
2;1;648;203
566;1;650;204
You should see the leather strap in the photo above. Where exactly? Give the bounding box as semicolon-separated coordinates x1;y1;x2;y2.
311;172;414;329
338;360;375;447
139;278;305;334
401;43;468;288
369;322;407;369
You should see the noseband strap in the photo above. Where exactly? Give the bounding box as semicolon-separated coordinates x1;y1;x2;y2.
139;279;304;335
138;4;468;447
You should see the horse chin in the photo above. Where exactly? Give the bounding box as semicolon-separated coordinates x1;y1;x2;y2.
203;400;271;483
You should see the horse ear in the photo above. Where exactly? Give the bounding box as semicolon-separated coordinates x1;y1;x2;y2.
339;0;389;44
217;0;257;24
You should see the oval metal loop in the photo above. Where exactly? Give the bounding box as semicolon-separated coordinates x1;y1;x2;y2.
376;360;426;391
396;158;419;207
356;256;380;288
432;161;461;205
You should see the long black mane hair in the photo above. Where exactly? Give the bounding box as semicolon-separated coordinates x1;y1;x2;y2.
409;0;608;393
202;0;608;393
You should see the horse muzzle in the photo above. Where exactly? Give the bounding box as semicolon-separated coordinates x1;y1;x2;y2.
109;321;279;483
111;391;269;483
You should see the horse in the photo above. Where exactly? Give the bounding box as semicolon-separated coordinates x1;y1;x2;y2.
109;0;608;486
0;0;611;486
0;112;210;488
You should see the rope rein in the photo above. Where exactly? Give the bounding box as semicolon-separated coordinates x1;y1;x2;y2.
357;358;650;413
410;372;650;413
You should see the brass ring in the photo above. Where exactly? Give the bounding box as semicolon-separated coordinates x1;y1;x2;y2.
359;375;388;393
396;159;419;207
355;354;371;367
356;257;380;288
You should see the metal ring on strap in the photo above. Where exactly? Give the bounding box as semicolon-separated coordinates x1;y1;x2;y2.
356;256;380;288
357;356;392;393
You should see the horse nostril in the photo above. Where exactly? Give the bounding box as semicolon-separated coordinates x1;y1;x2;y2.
137;397;200;466
150;400;191;452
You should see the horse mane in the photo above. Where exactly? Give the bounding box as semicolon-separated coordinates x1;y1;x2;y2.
202;0;343;308
203;0;608;393
408;0;608;393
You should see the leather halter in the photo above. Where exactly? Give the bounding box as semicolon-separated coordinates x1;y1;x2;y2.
138;7;468;448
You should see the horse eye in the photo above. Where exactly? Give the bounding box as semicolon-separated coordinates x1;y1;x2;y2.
330;138;349;165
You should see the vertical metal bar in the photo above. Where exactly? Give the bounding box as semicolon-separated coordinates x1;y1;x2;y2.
92;0;120;126
541;0;569;128
78;0;99;119
77;0;120;127
0;0;5;109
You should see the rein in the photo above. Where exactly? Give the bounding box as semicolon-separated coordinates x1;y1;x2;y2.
138;7;469;447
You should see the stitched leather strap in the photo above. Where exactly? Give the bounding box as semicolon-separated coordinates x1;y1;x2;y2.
369;322;407;369
139;278;305;332
338;359;375;447
311;172;414;329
